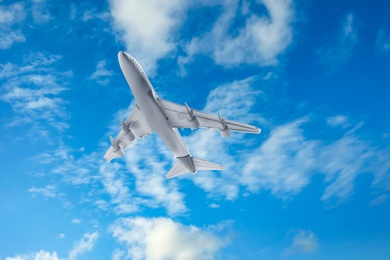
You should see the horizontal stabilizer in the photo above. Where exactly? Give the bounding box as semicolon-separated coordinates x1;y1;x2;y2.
166;161;189;179
192;157;224;171
165;157;224;179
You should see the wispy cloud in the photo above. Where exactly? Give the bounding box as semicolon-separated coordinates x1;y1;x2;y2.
29;185;58;198
30;134;186;216
109;217;229;260
370;194;390;206
31;0;51;24
180;0;294;69
375;29;390;53
0;52;72;133
283;230;319;256
71;218;81;224
90;60;113;85
68;231;99;260
0;2;26;49
326;115;349;128
317;13;358;73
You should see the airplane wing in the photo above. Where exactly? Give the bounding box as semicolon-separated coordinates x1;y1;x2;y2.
157;98;260;133
104;104;152;162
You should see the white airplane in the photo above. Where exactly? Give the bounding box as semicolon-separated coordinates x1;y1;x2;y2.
104;51;261;179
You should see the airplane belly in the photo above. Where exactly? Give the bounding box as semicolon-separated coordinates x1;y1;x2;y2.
138;90;189;158
119;51;189;158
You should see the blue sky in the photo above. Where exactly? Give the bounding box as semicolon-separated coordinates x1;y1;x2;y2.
1;0;390;259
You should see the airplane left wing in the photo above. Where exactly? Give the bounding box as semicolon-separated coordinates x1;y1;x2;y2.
157;98;260;134
104;104;152;162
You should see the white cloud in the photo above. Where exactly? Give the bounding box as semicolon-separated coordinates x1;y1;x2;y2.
109;0;187;75
29;185;58;198
180;0;294;68
375;30;390;53
0;2;26;49
317;13;358;73
57;233;65;239
68;231;99;260
90;60;113;85
110;217;228;260
111;249;125;260
5;231;98;260
284;230;319;256
209;203;220;208
5;250;60;260
292;230;318;253
0;30;26;49
71;218;81;224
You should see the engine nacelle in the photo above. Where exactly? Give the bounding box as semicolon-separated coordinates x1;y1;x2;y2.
219;126;230;137
185;102;200;129
218;113;230;138
110;136;124;157
123;131;135;143
115;149;125;157
120;118;135;142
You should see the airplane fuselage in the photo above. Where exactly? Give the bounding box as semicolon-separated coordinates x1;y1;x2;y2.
118;52;196;172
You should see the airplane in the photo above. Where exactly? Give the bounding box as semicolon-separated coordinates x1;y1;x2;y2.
104;51;261;179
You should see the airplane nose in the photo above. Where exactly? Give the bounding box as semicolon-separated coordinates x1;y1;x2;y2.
118;51;126;60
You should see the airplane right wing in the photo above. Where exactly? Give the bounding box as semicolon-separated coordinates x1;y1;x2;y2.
104;104;152;162
157;98;260;134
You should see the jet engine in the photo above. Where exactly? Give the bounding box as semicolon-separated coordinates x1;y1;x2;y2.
218;113;230;138
110;136;124;157
120;118;135;143
185;102;200;129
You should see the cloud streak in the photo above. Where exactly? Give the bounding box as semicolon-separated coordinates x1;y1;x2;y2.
317;13;358;73
68;231;99;260
375;29;390;53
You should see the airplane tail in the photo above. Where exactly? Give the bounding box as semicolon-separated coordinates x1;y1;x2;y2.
166;157;224;179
